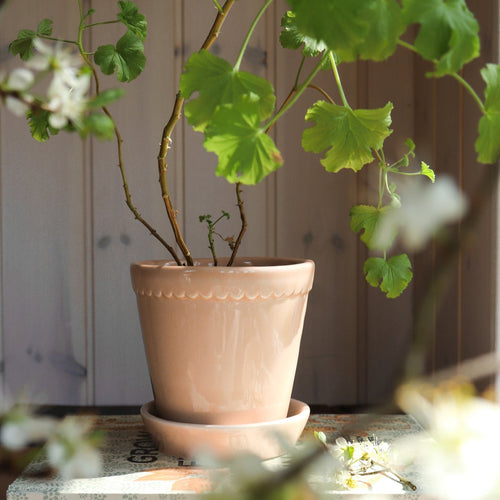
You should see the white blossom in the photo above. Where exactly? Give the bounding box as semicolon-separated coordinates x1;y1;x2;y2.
375;176;468;251
45;71;90;128
397;384;500;500
0;403;57;450
46;416;102;479
29;39;84;88
5;68;34;91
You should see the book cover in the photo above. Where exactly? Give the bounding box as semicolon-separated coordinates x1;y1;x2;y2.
7;413;423;499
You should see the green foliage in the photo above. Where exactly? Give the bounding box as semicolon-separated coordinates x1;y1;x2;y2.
9;19;53;60
204;100;283;185
180;50;276;132
475;64;500;163
94;30;146;82
117;0;147;41
82;113;115;141
364;254;413;298
302;101;393;173
401;0;479;76
88;88;125;109
279;11;327;57
285;0;403;61
26;109;60;142
350;205;393;250
420;161;435;182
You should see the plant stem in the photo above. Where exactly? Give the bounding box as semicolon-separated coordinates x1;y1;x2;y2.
264;51;329;132
38;35;79;45
450;71;485;113
227;183;247;267
76;0;181;263
234;0;274;71
330;52;350;109
397;39;485;113
84;20;121;29
157;0;237;266
211;0;223;13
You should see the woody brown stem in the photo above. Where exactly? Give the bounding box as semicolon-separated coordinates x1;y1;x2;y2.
76;17;182;264
227;183;247;267
157;0;236;266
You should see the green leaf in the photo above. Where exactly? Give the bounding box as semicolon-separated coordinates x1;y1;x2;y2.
203;100;283;185
279;11;327;57
355;0;405;61
26;109;60;142
286;0;403;61
117;0;147;42
350;205;393;250
420;161;435;182
364;254;413;298
82;113;115;141
9;29;37;61
302;100;393;173
88;88;125;108
180;49;275;132
37;19;53;37
475;64;500;163
94;30;146;82
8;19;54;61
401;0;479;76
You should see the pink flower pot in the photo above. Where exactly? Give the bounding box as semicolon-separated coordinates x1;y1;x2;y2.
131;257;314;426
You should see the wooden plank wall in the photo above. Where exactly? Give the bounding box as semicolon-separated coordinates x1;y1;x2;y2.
0;0;497;407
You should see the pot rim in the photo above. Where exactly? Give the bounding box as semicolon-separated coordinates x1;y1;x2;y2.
131;256;314;273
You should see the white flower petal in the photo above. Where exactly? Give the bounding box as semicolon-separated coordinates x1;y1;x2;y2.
7;68;34;91
5;96;29;117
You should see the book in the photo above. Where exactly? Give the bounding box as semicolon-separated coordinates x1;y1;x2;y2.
7;413;424;499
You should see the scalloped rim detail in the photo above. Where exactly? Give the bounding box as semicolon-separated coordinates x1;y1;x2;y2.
133;288;312;301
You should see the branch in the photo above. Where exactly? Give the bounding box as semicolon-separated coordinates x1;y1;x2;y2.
227;183;247;267
76;11;182;264
157;0;237;266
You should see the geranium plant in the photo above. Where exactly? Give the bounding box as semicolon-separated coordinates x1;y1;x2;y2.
1;0;498;298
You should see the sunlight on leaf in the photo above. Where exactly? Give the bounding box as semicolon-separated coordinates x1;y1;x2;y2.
180;49;275;132
350;205;393;250
204;100;283;185
364;254;413;298
302;100;393;173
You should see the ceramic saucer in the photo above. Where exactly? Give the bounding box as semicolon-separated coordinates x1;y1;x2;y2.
140;398;310;460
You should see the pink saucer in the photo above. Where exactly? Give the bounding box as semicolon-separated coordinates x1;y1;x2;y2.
140;399;310;460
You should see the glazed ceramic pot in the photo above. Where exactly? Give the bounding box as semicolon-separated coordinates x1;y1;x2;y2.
130;257;314;426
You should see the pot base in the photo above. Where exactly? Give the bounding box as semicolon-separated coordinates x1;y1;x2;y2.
140;399;310;460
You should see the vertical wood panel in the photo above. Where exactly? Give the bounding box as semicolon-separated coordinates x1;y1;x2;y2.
460;0;497;379
91;0;179;405
0;1;89;404
363;48;415;404
182;1;271;260
0;0;497;407
273;0;360;405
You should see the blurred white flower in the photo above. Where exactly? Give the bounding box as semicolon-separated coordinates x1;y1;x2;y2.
45;72;90;128
0;403;56;450
5;96;29;117
5;68;34;91
1;68;35;117
397;383;500;500
46;416;102;479
29;39;84;87
375;176;468;251
23;38;90;129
